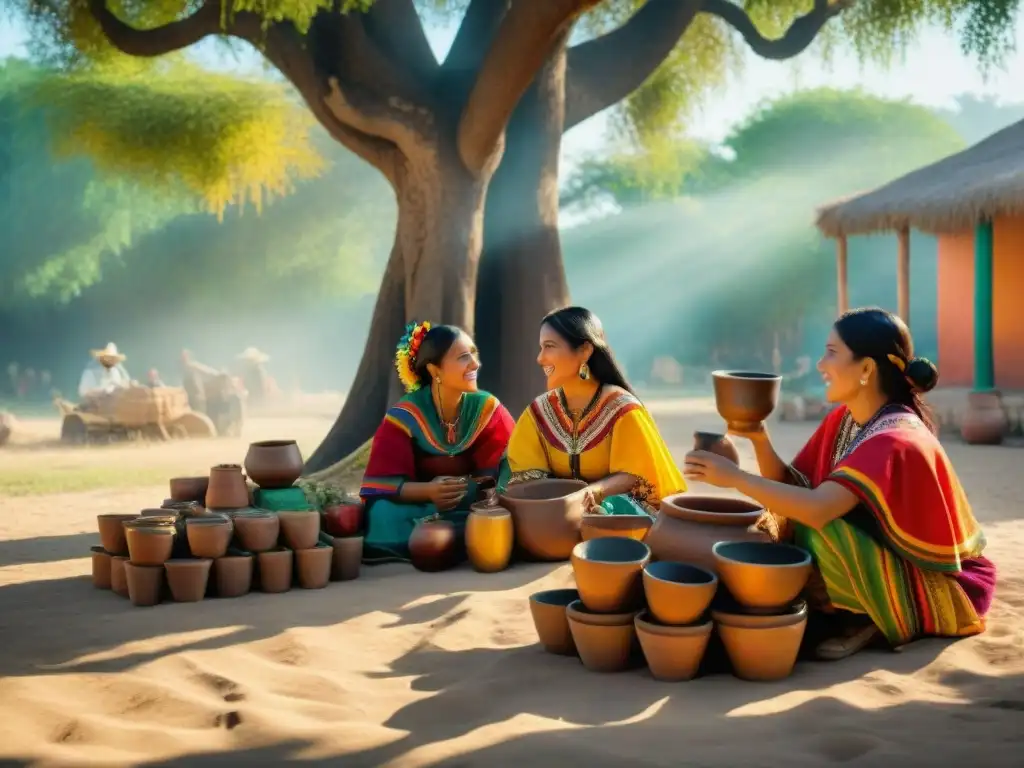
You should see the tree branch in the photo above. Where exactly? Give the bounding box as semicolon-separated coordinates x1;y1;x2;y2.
362;0;439;81
444;0;509;72
458;0;598;175
702;0;850;59
87;0;223;56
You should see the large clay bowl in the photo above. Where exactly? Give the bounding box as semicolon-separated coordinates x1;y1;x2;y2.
500;479;588;561
717;612;808;682
648;494;767;572
634;611;713;682
712;541;812;610
169;476;209;503
580;514;654;542
711;370;782;431
565;600;637;673
244;440;304;489
528;588;580;656
712;596;808;630
570;536;650;614
642;561;717;626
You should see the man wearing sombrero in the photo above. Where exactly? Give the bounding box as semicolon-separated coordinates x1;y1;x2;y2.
78;342;132;399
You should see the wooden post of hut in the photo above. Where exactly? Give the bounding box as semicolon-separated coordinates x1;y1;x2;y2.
897;226;910;325
836;235;849;314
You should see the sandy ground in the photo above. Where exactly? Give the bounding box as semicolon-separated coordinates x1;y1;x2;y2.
1;401;1023;767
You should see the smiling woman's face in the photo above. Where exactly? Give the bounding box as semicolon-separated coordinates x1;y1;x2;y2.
817;327;864;403
536;323;588;390
433;332;481;393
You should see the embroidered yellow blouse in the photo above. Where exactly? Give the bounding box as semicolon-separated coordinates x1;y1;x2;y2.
506;388;686;509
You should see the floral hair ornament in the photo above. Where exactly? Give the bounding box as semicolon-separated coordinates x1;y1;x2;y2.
395;320;432;393
886;353;929;392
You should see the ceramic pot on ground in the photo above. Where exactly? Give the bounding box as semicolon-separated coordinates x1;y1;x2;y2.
232;510;281;552
331;536;363;581
278;510;320;550
186;517;234;559
409;518;459;572
295;544;333;589
125;562;165;607
646;494;768;572
642;561;717;626
91;546;112;589
244;440;304;489
571;537;650;614
528;588;580;656
580;514;654;542
124;521;175;566
169;476;209;503
500;478;588;561
164;558;213;602
214;553;254;597
712;541;812;611
693;431;740;465
205;464;250;510
110;555;129;598
960;390;1008;445
711;597;808;630
716;603;808;682
258;548;294;593
565;600;638;673
465;506;513;573
711;370;782;431
634;611;713;682
97;513;137;555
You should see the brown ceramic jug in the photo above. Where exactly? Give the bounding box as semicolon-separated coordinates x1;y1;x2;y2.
693;431;740;465
244;440;304;489
409;518;459;572
205;464;250;510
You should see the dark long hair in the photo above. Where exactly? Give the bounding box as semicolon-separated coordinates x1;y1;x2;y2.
413;325;463;388
541;306;634;394
833;307;939;431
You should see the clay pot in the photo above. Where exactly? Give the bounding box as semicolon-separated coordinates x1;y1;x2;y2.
278;510;320;550
528;588;580;656
110;555;129;598
205;464;250;510
571;537;650;614
712;541;811;610
580;514;654;542
124;521;175;566
244;439;304;489
465;506;514;573
214;554;254;598
716;606;808;682
711;597;808;629
634;611;713;682
693;431;740;465
186;517;234;559
125;562;164;607
960;390;1008;445
295;544;333;589
331;535;363;581
565;600;637;673
500;478;588;561
164;558;213;602
97;513;136;555
232;511;281;552
90;546;112;589
169;476;209;503
258;548;294;593
711;371;782;431
647;494;768;572
161;500;208;518
642;561;717;626
409;518;459;572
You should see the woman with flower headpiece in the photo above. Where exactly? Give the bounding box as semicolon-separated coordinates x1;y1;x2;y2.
359;322;515;563
683;308;996;660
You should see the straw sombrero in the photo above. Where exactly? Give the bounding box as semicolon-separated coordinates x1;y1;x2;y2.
237;347;270;363
90;342;126;363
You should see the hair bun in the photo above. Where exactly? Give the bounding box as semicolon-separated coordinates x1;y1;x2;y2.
906;357;939;394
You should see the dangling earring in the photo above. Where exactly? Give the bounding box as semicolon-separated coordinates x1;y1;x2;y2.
578;362;590;381
859;378;868;386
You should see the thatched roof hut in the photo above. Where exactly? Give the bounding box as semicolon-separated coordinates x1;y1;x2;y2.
815;119;1024;237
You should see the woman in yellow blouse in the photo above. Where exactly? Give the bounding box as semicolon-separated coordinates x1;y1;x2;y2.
502;306;686;511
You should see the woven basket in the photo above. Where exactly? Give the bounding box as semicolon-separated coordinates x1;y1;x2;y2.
93;386;190;428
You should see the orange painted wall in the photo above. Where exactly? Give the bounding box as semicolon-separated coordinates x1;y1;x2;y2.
936;216;1024;389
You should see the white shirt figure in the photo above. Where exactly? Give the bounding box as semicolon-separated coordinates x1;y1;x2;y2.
78;342;132;398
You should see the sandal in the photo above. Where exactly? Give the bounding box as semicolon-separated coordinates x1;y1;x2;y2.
815;623;881;661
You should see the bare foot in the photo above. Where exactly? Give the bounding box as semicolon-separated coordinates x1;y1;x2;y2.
816;621;881;661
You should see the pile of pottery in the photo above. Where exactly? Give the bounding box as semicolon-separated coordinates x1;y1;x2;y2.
528;533;812;682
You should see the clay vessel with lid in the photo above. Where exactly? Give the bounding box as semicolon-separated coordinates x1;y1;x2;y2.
205;464;250;510
124;521;175;566
711;370;782;432
295;544;332;589
214;552;254;597
331;535;363;581
278;510;320;550
646;494;768;572
97;513;136;555
232;511;281;552
570;536;650;613
634;611;713;682
642;561;717;626
186;517;234;559
693;431;740;465
409;518;459;572
164;558;213;602
258;548;294;593
465;506;513;573
110;555;130;598
499;478;588;561
125;562;165;607
565;599;638;673
712;541;812;610
580;514;654;542
528;588;580;656
244;440;304;489
169;476;209;503
91;546;112;589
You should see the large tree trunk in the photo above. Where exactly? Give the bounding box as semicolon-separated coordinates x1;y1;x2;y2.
304;149;488;473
